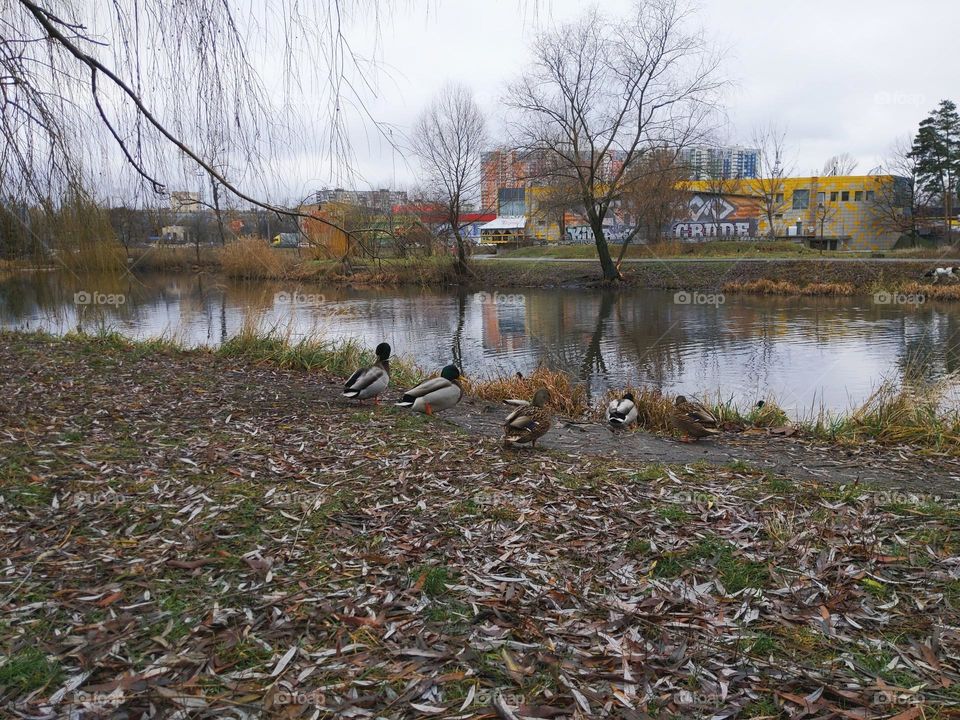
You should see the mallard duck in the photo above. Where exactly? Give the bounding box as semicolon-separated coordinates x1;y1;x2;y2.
396;364;463;414
503;388;552;448
923;266;960;283
671;395;720;441
343;342;390;403
606;392;638;428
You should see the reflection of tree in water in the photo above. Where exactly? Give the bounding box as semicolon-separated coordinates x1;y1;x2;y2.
577;291;614;396
520;292;609;394
614;293;686;388
452;291;466;370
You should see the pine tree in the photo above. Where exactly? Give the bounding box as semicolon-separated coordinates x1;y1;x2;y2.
909;100;960;240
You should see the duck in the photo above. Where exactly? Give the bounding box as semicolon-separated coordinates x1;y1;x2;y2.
606;392;638;428
396;364;463;415
343;342;390;403
671;395;720;442
503;388;552;448
923;266;960;284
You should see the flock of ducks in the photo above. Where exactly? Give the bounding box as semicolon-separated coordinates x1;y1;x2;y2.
343;342;722;447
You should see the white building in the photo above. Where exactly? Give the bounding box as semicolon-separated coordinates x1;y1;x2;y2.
313;188;408;212
680;146;760;180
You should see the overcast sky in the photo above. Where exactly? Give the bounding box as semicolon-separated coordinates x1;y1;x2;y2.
280;0;957;196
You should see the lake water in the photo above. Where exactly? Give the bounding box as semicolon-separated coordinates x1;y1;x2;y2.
2;270;959;415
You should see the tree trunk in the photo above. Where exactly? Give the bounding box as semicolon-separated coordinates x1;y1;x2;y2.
453;228;469;276
591;220;620;281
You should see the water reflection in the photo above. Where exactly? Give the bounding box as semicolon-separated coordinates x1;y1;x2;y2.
2;270;959;414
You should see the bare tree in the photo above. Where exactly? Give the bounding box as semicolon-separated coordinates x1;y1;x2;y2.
822;153;859;176
506;0;722;280
410;83;486;276
748;124;793;239
874;136;933;243
619;148;688;250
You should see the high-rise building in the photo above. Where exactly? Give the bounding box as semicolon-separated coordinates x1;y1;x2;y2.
481;150;538;213
313;188;408;212
679;146;760;180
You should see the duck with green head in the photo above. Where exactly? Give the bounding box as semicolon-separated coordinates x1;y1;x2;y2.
343;342;390;403
396;364;463;415
503;388;552;448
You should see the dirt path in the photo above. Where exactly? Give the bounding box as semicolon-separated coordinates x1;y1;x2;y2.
440;395;960;494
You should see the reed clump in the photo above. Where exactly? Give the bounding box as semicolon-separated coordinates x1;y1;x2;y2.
722;279;855;296
804;378;960;452
313;256;464;287
215;326;423;388
899;281;960;301
219;236;296;279
58;240;127;274
596;387;791;434
464;367;589;417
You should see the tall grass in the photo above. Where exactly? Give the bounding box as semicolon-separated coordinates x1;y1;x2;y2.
219;236;298;279
463;367;589;416
215;326;423;388
802;377;960;452
722;279;856;296
57;241;128;274
462;372;792;434
304;255;464;287
898;281;960;301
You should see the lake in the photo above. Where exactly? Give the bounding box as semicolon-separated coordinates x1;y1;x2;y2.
2;270;958;415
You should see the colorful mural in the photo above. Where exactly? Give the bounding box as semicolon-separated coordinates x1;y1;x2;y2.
670;193;761;239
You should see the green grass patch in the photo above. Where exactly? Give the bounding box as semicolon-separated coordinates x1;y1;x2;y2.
0;464;54;508
633;464;666;481
626;538;651;556
413;566;454;597
653;536;770;592
743;696;781;718
453;498;481;516
0;647;63;695
214;638;274;671
657;505;689;522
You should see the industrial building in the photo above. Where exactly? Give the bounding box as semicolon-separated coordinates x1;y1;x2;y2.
477;144;909;250
686;175;909;250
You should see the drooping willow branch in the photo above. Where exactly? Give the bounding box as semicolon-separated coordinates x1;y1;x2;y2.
17;0;352;239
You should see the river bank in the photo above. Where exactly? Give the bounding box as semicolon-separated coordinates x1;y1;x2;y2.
2;331;960;718
13;240;960;298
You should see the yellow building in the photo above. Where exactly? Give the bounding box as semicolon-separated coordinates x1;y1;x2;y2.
688;175;908;250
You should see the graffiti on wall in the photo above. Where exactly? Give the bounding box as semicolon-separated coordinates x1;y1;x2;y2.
671;193;761;239
672;220;758;238
565;225;635;243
